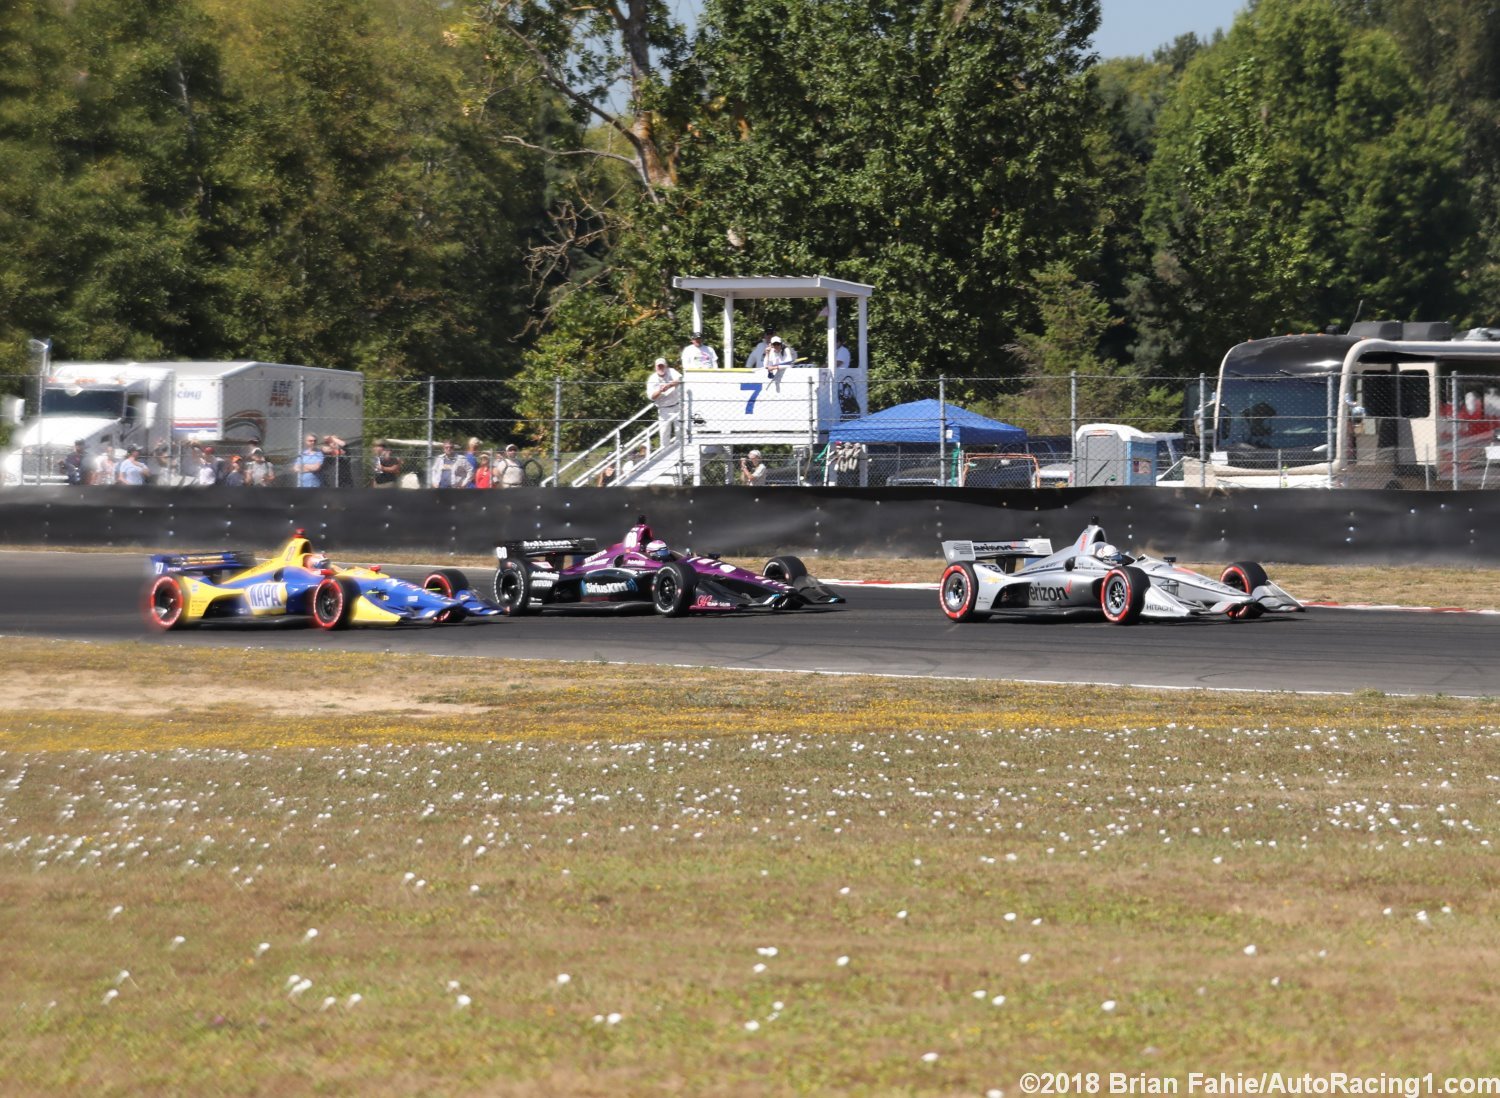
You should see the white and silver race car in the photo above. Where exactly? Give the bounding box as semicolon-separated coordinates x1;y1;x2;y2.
938;522;1303;624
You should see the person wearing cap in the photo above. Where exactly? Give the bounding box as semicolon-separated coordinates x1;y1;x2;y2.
221;454;247;487
647;356;684;444
744;328;775;370
248;447;276;487
739;448;768;487
196;445;220;486
763;334;797;378
495;443;526;488
428;439;470;488
680;331;718;371
117;445;151;486
61;439;87;485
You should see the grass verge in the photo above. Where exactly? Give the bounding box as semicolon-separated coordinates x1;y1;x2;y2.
2;641;1499;1095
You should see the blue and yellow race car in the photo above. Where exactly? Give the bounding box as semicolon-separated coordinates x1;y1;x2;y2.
143;530;502;630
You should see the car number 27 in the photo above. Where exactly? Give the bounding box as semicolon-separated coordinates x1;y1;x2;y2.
247;582;285;610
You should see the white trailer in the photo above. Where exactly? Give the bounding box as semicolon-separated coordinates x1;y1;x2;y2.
2;360;363;486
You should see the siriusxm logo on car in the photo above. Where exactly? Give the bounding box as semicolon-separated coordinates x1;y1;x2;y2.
584;579;633;596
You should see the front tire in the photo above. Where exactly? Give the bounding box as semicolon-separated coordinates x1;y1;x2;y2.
493;558;535;615
652;562;698;616
1100;566;1148;624
145;575;191;631
1220;561;1269;620
939;562;989;622
763;555;808;584
423;568;470;598
312;576;359;630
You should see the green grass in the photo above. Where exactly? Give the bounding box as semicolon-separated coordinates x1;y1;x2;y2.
2;641;1499;1094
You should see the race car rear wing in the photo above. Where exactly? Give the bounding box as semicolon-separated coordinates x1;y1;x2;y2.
496;537;598;561
941;538;1053;564
149;550;255;575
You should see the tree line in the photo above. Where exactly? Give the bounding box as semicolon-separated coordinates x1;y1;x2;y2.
3;0;1496;435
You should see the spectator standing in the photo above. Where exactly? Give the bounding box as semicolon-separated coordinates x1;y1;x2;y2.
196;446;220;486
294;434;325;487
495;443;526;488
473;451;493;489
148;444;175;484
740;449;769;487
834;336;851;371
463;437;482;486
372;441;401;487
680;331;718;371
647;357;684;444
117;446;151;486
61;440;87;485
429;440;470;488
744;328;775;370
763;335;797;378
320;434;349;487
222;455;246;487
90;440;116;485
247;447;275;486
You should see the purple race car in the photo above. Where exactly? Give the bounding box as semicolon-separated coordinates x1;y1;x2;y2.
492;519;846;616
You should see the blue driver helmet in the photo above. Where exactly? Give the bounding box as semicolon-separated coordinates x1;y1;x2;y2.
645;539;671;561
1091;543;1123;566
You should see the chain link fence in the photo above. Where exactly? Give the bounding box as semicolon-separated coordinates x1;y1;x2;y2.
5;369;1499;490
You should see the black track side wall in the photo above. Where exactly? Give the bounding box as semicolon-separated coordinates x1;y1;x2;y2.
0;487;1495;565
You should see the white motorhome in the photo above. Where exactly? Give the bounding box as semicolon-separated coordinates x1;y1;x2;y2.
1188;322;1500;488
2;360;363;486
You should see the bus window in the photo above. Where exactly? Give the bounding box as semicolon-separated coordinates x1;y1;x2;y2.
1359;371;1429;419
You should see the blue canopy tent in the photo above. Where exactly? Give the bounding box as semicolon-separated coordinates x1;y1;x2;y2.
825;399;1027;485
828;399;1025;446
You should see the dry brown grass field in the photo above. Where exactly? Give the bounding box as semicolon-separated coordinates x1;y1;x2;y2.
3;625;1499;1094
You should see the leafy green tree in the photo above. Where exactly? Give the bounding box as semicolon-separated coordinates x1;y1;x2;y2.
214;0;546;381
0;0;231;363
1132;0;1477;375
987;260;1177;435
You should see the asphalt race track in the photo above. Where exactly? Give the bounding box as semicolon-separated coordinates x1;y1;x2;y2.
3;550;1497;697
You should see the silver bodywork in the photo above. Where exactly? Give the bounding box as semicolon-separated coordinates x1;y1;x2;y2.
938;524;1303;623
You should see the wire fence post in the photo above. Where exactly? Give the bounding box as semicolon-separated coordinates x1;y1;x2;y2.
298;377;307;455
1450;374;1459;490
1198;373;1207;488
552;375;562;489
425;376;435;485
1326;374;1335;489
1070;370;1078;486
938;376;947;485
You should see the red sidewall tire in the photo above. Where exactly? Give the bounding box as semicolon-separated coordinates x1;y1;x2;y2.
1220;562;1269;620
939;563;985;622
145;575;188;631
1100;567;1147;624
312;577;355;630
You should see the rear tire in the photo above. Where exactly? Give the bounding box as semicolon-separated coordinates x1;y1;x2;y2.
939;562;989;622
312;576;359;630
1220;561;1269;620
145;575;190;631
493;558;536;615
652;562;697;616
762;555;808;583
1100;566;1148;624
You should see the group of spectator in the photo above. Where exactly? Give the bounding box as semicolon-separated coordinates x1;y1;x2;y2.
419;437;527;489
59;437;279;487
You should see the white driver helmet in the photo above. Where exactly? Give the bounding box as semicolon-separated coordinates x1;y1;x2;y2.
1091;542;1123;566
644;539;671;561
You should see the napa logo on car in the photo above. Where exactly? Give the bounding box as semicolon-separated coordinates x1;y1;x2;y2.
246;582;285;611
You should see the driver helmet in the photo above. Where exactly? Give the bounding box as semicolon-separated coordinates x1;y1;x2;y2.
1091;543;1123;566
644;539;671;561
304;553;332;571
